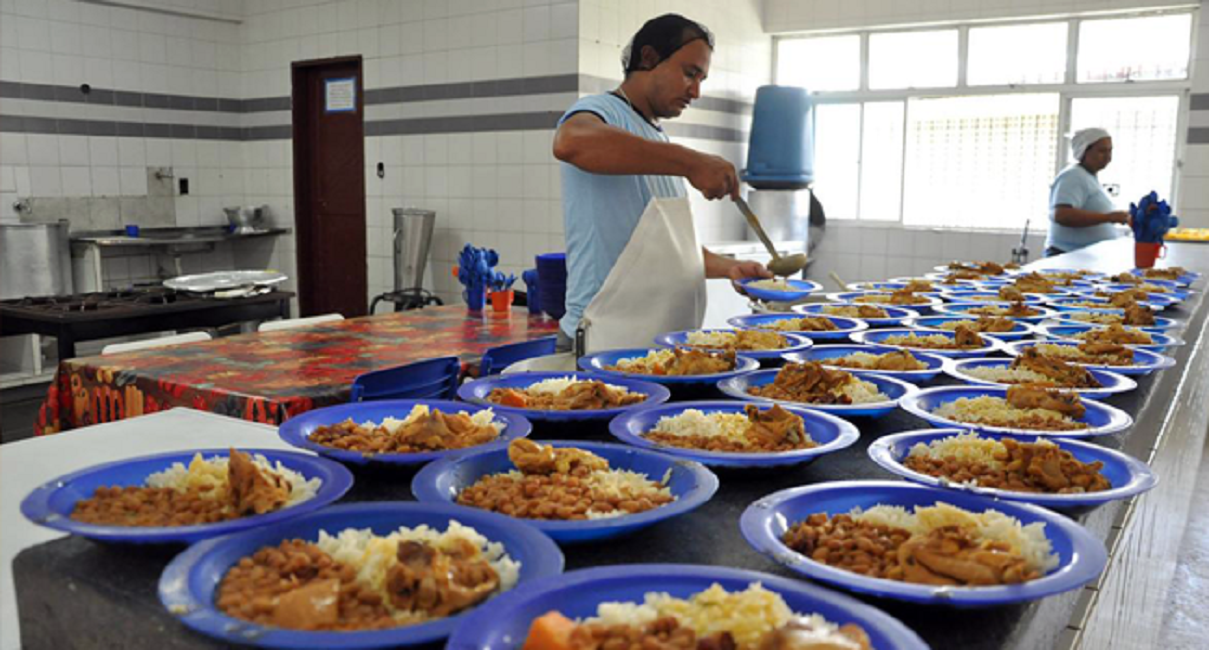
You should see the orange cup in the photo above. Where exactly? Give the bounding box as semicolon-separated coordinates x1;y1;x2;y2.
1134;241;1165;268
490;289;514;313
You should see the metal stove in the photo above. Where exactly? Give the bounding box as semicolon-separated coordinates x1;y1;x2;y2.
0;285;293;361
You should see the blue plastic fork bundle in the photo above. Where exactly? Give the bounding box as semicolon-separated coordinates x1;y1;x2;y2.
1129;191;1179;243
458;244;501;305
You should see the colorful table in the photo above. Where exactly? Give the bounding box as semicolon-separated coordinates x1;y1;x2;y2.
35;306;560;434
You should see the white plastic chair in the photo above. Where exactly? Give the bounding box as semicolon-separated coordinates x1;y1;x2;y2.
257;313;345;332
101;332;213;355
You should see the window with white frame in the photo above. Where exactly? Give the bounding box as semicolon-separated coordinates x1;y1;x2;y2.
778;10;1191;230
777;35;861;92
868;30;959;90
1069;96;1181;208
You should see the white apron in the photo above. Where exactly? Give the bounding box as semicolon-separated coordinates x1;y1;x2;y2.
503;195;708;373
577;195;708;354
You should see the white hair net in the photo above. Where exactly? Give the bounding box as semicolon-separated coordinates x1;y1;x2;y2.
1071;128;1111;161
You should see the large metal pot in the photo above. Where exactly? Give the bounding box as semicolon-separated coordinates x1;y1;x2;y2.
0;220;73;299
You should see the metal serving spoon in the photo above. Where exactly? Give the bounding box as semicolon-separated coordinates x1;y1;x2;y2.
734;196;809;277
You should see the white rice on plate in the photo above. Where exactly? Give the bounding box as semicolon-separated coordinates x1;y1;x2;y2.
609;349;676;373
315;520;520;622
651;409;817;447
839;379;888;404
962;365;1054;384
146;452;321;506
747;278;794;291
932;395;1083;429
368;404;503;434
587;583;862;650
686;330;739;348
906;431;1062;473
853;502;1059;575
882;333;971;348
525;376;630;394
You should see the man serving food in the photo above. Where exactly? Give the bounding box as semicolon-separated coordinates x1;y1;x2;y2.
552;14;772;354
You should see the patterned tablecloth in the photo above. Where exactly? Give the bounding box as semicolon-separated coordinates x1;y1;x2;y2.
36;306;560;434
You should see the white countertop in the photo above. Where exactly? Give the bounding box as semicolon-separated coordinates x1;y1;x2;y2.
0;409;295;650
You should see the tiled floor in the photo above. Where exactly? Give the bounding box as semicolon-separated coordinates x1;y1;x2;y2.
1159;428;1209;648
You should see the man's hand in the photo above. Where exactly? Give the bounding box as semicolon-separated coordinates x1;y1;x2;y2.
687;152;740;200
728;260;773;295
1107;211;1131;225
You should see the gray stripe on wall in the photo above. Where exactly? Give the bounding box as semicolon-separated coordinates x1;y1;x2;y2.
1191;94;1209;111
0;112;564;140
0;110;747;143
1187;127;1209;144
0;74;754;117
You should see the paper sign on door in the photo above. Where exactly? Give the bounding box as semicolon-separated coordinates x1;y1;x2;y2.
325;77;356;113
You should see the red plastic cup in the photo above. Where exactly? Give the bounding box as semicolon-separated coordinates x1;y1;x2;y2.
1134;241;1166;268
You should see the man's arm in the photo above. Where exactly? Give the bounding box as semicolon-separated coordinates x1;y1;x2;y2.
703;248;773;281
553;113;739;200
1054;205;1130;228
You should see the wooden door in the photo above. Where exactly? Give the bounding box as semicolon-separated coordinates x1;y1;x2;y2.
291;57;367;317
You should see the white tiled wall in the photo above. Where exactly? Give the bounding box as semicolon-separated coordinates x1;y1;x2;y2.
1178;6;1209;229
240;0;579;309
0;0;248;291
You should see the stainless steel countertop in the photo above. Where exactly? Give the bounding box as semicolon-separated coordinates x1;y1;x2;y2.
1023;239;1209;650
70;226;290;247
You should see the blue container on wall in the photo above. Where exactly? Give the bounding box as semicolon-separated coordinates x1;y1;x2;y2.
741;85;814;190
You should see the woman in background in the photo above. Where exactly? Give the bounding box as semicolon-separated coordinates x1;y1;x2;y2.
1045;127;1131;257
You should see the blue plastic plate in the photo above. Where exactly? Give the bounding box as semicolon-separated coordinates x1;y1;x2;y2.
607;400;860;468
940;290;1045;305
1129;268;1200;287
943;357;1136;396
826;291;943;314
727;313;869;341
904;315;1035;342
888;276;971;292
577;347;760;387
21;449;353;544
793;302;919;327
740;480;1108;606
1035;268;1109;281
1071;288;1179;308
933;301;1056;324
446;563;929;650
278;399;532;466
867;428;1157;509
1045;296;1166;313
899;385;1131;437
851;328;1004;358
1095;283;1190;302
782;344;947;382
973;279;1097;295
1036;323;1183;353
158;502;564;649
411;441;718;543
1050;310;1181;331
653;329;813;361
1002;340;1176;376
456;371;671;423
718;369;915;418
737;277;823;302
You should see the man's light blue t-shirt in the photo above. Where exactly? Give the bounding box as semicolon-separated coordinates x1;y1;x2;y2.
557;93;688;337
1046;164;1120;252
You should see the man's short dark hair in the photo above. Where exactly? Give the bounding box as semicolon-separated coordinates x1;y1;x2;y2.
622;14;714;77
